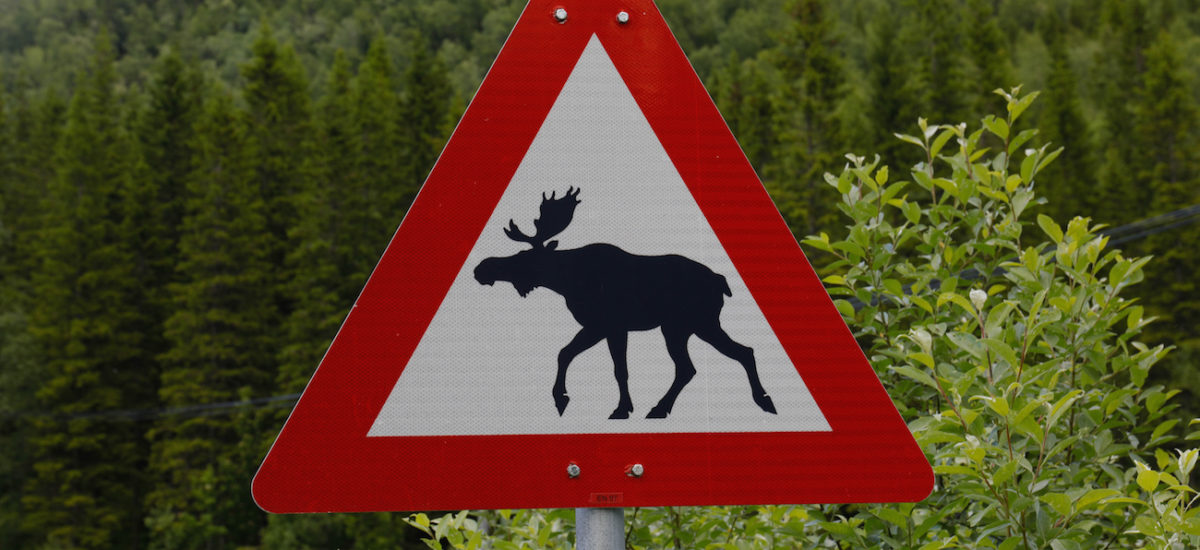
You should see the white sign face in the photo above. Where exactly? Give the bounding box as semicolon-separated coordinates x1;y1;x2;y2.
369;36;830;437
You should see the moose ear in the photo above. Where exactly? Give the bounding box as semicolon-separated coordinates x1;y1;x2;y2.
546;240;559;250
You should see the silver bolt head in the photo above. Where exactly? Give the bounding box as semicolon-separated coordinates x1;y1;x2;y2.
567;463;581;478
554;8;568;22
628;463;644;477
617;11;630;24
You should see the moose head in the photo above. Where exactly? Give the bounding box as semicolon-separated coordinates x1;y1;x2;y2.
473;187;581;297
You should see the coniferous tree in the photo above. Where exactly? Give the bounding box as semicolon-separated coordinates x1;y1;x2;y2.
709;52;779;177
348;36;406;288
1;92;62;550
277;50;356;395
4;90;65;282
0;88;40;550
241;23;314;273
1037;11;1095;223
964;0;1016;118
864;9;927;169
23;32;152;550
1093;0;1150;224
147;89;276;549
767;0;845;236
398;34;453;210
908;0;970;125
130;47;201;303
1135;31;1200;348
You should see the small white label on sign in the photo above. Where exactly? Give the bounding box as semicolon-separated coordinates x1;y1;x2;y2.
369;35;830;436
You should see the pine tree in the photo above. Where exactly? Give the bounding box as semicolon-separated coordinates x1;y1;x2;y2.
1093;0;1150;224
766;0;845;237
147;88;277;549
130;46;201;305
1037;10;1095;223
277;50;356;394
0;86;41;550
241;23;313;271
708;52;779;177
23;31;152;550
4;90;65;284
347;36;405;289
964;0;1015;119
864;8;927;169
1135;31;1200;349
398;34;453;210
907;0;970;125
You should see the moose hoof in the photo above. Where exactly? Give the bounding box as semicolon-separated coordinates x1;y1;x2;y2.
608;406;632;420
646;406;670;419
755;393;777;414
554;393;570;416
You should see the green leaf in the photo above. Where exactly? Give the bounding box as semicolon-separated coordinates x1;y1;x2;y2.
982;338;1020;370
1150;419;1180;444
1136;462;1160;492
906;352;936;370
1134;515;1162;536
938;292;976;317
1076;488;1120;511
993;459;1019;486
834;299;856;319
1020;153;1037;185
934;465;981;478
982;115;1009;140
1009;91;1040;122
871;507;910;528
1041;493;1072;517
1037;214;1063;244
893;364;938;388
947;331;986;361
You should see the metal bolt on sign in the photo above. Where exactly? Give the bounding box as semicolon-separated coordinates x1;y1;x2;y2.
554;7;568;22
567;462;581;478
625;463;644;477
616;11;630;24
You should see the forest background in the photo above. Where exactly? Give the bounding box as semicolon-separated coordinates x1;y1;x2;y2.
1;0;1199;548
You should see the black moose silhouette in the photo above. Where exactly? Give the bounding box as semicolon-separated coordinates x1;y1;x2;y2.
473;187;777;419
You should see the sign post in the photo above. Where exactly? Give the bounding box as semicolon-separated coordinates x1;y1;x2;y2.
253;0;932;519
576;508;623;550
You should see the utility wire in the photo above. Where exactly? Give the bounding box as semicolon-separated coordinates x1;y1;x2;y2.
5;202;1200;422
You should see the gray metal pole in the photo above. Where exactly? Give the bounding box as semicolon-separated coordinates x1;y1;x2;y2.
575;507;624;550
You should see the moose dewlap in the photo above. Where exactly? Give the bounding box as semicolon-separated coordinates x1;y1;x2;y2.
367;36;830;437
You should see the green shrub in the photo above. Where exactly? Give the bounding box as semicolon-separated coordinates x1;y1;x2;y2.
409;90;1199;550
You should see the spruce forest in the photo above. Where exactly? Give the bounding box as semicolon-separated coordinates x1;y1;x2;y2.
1;0;1199;548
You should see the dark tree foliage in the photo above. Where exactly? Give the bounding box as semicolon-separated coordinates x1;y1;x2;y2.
241;23;313;273
1093;0;1151;224
148;89;278;549
767;0;846;237
1136;32;1200;348
23;32;153;550
1036;10;1095;223
398;34;454;210
709;53;779;176
277;50;355;395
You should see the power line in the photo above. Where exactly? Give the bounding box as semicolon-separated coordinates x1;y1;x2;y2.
5;202;1200;422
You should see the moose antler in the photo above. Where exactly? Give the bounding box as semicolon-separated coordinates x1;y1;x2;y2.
504;187;581;247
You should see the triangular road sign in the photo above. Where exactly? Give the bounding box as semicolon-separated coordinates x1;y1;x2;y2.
254;0;933;513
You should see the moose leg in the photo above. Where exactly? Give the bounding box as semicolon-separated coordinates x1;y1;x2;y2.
647;328;697;419
554;327;604;416
696;325;776;414
607;332;633;419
